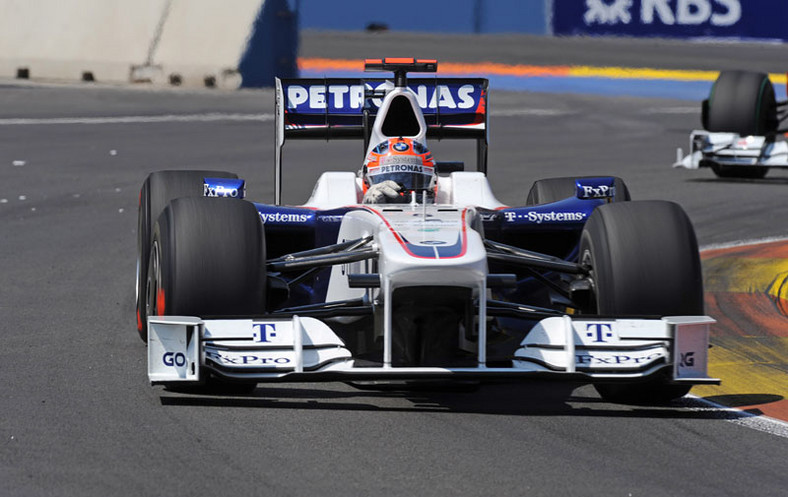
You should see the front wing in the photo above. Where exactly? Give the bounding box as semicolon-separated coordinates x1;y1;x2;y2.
148;314;718;386
674;130;788;170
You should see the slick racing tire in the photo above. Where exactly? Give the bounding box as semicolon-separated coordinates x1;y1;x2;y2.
147;196;266;323
703;70;777;137
709;162;769;180
579;201;704;404
525;176;630;205
136;169;237;341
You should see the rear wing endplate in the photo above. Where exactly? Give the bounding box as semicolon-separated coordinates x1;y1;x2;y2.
274;76;489;205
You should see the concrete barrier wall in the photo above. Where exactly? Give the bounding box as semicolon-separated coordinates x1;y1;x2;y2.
148;0;262;86
0;0;297;87
0;0;159;81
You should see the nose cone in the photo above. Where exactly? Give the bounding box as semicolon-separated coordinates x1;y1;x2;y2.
376;206;488;288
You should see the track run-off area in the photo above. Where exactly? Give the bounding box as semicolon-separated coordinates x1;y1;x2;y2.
1;32;787;496
696;238;788;421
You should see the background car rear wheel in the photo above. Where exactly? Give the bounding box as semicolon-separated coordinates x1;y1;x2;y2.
703;70;777;137
148;197;266;392
525;176;630;205
709;162;768;180
136;169;237;341
579;201;704;404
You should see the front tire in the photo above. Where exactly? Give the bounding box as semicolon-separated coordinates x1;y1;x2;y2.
136;170;237;341
580;201;704;404
147;197;266;321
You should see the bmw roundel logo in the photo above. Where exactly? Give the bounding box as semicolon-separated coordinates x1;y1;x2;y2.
392;141;409;152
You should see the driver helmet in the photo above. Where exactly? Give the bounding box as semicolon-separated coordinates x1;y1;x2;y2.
362;137;436;201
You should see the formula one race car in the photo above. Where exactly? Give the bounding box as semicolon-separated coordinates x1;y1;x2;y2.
137;58;717;404
674;69;788;178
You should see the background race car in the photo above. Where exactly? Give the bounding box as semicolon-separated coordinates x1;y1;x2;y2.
675;69;788;178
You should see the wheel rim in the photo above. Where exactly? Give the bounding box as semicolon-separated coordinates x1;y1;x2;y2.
146;240;162;321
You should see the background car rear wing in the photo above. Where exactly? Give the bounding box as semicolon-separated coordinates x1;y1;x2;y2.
274;76;489;205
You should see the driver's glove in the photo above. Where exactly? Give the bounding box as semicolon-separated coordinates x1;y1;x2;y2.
363;180;401;203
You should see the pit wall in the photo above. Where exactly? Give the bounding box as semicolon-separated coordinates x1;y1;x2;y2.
0;0;297;88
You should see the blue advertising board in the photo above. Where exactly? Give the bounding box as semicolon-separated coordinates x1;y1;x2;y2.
552;0;788;41
298;0;547;34
239;0;298;87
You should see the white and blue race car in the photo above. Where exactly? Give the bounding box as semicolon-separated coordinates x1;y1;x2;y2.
137;58;716;403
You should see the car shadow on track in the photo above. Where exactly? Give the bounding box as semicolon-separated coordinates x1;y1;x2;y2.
701;393;785;415
158;381;743;420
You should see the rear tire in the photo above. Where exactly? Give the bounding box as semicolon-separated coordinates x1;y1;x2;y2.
709;162;768;180
136;170;237;341
704;70;777;136
526;176;630;205
579;201;703;404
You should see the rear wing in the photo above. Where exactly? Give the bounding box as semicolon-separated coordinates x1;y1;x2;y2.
274;76;489;205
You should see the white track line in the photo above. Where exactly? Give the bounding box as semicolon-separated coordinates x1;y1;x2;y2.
682;396;788;439
0;113;274;125
490;108;572;117
700;235;788;252
641;106;698;114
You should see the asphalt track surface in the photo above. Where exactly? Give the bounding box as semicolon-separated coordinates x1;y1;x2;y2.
2;33;788;496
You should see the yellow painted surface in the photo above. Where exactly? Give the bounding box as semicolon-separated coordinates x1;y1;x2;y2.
693;337;788;400
698;246;788;419
703;257;788;294
568;67;787;85
568;66;718;81
767;271;788;302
